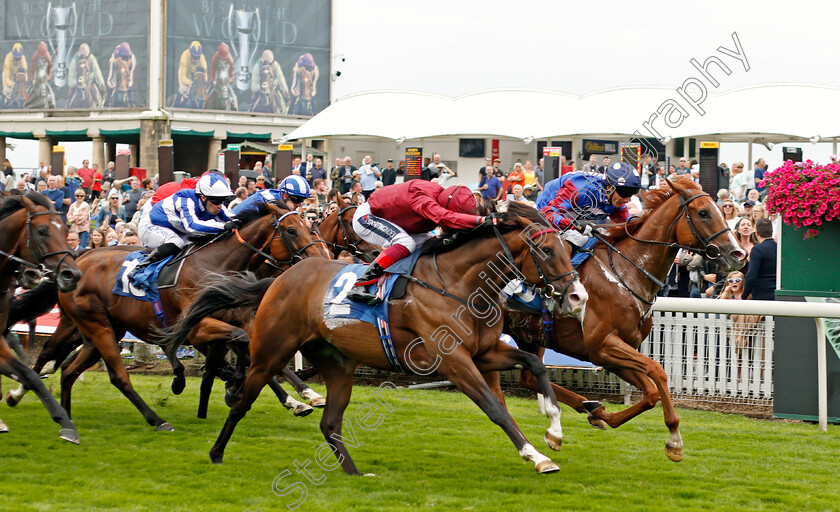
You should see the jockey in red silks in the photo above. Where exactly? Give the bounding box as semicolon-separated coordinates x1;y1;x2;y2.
346;180;485;304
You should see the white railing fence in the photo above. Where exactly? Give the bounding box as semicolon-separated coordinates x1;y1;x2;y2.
643;311;774;401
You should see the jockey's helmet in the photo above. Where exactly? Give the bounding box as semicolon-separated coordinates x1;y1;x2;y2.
190;41;203;58
196;173;233;201
605;162;642;198
12;43;23;59
279;175;311;202
438;185;478;215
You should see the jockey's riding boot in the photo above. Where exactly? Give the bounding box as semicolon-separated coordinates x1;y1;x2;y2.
346;262;387;305
129;243;179;281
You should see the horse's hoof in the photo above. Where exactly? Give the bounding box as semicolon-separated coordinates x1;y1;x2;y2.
293;404;314;417
40;361;56;375
587;416;609;430
535;460;560;474
4;391;20;408
666;443;684;462
0;420;9;433
309;396;326;408
582;400;603;413
544;430;563;451
171;377;186;395
59;427;80;444
210;452;224;464
156;422;175;432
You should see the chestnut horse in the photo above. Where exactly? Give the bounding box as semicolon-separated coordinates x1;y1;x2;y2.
495;178;746;461
164;202;588;472
315;194;381;262
0;192;81;442
8;202;324;430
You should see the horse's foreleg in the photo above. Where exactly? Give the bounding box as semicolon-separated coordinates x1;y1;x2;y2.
279;366;325;407
438;345;559;474
0;339;79;443
474;341;565;452
593;334;682;462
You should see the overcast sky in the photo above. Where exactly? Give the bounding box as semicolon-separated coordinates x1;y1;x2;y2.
10;0;840;170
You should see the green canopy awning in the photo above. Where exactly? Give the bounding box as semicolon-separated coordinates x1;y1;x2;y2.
226;131;271;142
100;128;141;143
171;127;215;138
0;131;35;139
45;129;89;141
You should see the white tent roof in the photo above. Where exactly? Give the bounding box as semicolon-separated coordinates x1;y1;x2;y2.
287;84;840;142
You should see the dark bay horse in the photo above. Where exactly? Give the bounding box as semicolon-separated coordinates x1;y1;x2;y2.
165;202;588;472
249;63;281;114
10;202;324;430
496;178;746;462
0;72;27;109
0;192;81;442
315;194;380;262
66;58;102;109
205;63;237;111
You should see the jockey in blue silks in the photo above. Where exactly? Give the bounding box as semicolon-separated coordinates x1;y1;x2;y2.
537;161;641;250
233;175;311;214
133;172;234;277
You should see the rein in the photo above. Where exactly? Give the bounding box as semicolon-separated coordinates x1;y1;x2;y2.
403;221;577;309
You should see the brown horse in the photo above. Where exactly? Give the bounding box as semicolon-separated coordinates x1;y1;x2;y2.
0;192;81;442
105;58;134;107
495;177;746;461
164;202;588;472
13;201;323;430
315;194;381;262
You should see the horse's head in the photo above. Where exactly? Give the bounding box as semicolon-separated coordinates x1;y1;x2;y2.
116;59;130;91
15;193;81;292
663;177;746;270
191;71;207;97
264;201;329;269
318;194;381;262
259;64;274;94
298;67;313;100
499;202;587;316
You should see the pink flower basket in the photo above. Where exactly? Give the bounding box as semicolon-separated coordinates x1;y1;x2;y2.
763;158;840;239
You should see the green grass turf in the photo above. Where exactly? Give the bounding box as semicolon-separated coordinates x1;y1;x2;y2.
1;372;838;512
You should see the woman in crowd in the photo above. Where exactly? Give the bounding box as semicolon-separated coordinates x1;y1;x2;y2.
720;199;740;230
89;228;108;249
718;269;763;376
733;217;757;272
97;189;126;229
67;188;91;248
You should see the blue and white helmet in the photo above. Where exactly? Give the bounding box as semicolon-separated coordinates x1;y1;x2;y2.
278;175;311;200
605;162;642;197
196;173;233;199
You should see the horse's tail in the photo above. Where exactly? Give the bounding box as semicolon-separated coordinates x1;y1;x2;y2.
6;280;58;330
156;271;274;349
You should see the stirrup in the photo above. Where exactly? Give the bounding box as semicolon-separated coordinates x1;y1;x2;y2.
346;287;380;305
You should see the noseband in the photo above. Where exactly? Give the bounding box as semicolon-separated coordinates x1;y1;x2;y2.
321;205;373;262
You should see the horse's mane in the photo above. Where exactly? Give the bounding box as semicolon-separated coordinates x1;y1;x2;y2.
601;177;702;241
187;199;290;243
0;190;54;222
421;201;551;255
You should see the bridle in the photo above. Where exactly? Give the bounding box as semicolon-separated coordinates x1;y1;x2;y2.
319;205;374;262
585;191;732;306
625;191;730;260
266;210;326;268
491;224;579;302
1;208;75;284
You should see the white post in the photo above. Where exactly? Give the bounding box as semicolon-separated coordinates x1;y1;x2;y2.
816;318;827;432
747;138;753;173
147;0;163;113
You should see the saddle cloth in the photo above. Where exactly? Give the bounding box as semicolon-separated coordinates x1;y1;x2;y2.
113;250;176;302
323;251;422;325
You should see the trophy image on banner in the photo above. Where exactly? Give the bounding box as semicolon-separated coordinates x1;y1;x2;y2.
227;5;261;92
46;2;78;89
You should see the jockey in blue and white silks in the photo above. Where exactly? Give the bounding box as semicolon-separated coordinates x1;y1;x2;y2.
233;175;311;214
134;172;234;276
536;162;641;250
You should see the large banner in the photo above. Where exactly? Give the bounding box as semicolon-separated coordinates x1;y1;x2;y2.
0;0;149;110
166;0;331;117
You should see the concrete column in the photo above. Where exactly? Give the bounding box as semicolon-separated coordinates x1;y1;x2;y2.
665;138;677;164
105;142;116;164
92;136;105;172
139;118;170;177
208;137;223;171
682;137;690;159
0;136;6;165
129;144;139;168
39;137;53;168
